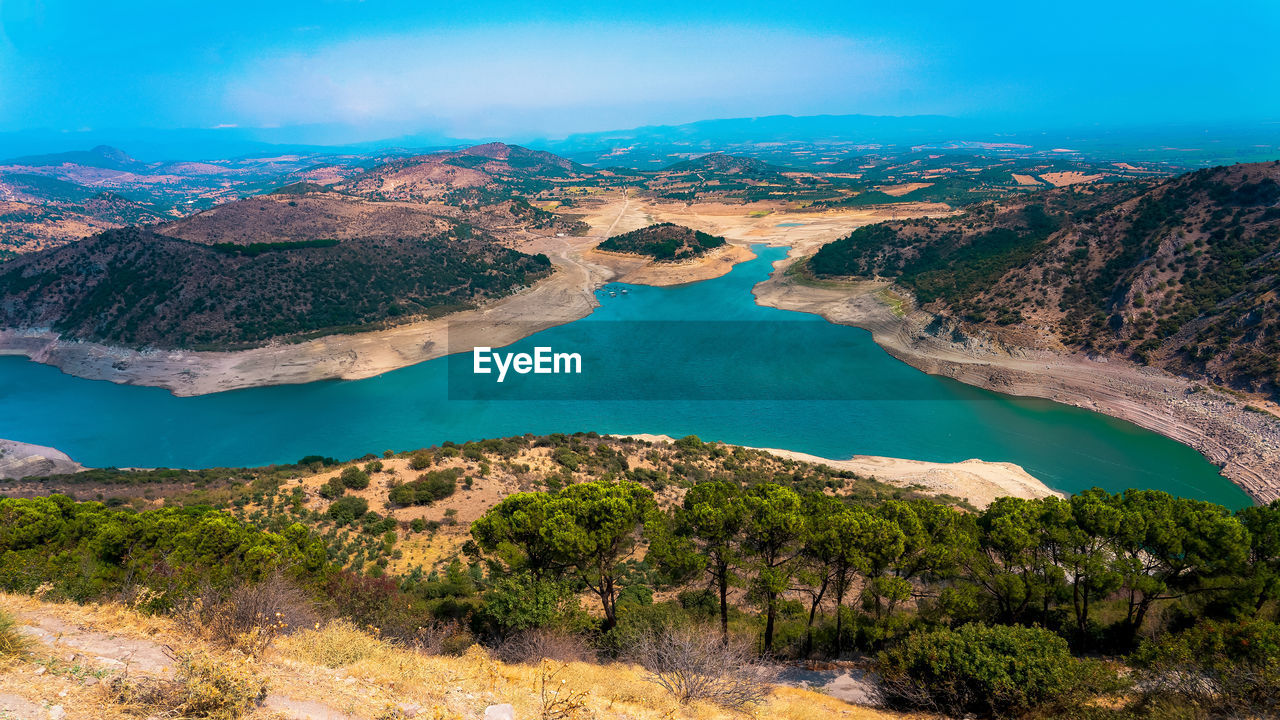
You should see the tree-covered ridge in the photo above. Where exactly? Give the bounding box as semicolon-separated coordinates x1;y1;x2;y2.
809;161;1280;396
597;223;727;262
0;225;552;349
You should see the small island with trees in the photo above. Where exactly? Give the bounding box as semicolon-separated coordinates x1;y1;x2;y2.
596;223;727;262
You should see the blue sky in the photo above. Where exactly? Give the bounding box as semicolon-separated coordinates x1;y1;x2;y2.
1;0;1277;142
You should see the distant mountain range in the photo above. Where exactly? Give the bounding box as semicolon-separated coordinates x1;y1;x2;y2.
4;115;1278;168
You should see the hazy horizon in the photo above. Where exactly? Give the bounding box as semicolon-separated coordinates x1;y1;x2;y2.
3;0;1277;150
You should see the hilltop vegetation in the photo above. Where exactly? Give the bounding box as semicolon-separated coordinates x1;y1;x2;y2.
6;433;1280;718
0;224;551;349
811;161;1280;396
597;223;727;261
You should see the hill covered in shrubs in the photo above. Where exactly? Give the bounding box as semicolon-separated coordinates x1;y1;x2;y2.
810;161;1280;396
597;223;727;262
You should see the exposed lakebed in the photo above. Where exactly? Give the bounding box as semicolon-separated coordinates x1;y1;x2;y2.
0;245;1251;508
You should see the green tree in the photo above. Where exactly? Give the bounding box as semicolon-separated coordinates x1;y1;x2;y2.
543;481;655;631
1113;490;1249;641
471;491;561;576
647;480;746;643
797;494;871;655
1238;501;1280;617
967;497;1065;625
741;483;805;653
472;481;654;631
1053;489;1126;643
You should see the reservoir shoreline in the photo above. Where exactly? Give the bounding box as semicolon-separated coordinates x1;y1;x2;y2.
0;212;1271;504
751;251;1280;504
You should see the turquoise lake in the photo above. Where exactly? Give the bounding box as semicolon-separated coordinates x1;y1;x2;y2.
0;245;1252;509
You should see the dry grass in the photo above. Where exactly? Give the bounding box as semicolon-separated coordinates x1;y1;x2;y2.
106;650;268;720
3;593;915;720
0;607;35;664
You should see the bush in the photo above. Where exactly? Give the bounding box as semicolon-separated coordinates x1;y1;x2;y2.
327;496;369;524
630;626;773;709
276;619;391;668
387;469;459;507
0;608;33;663
318;477;344;500
483;572;577;634
340;467;370;490
496;628;593;664
108;650;268;720
876;623;1119;718
178;572;317;656
408;451;433;470
1131;619;1280;718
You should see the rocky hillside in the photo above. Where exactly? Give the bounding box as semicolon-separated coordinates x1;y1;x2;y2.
342;142;596;204
810;161;1280;396
159;189;453;245
0;223;551;349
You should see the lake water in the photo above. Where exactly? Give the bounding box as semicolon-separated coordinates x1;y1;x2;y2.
0;245;1252;508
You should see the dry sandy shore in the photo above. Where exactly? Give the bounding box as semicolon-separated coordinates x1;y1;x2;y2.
751;251;1280;504
617;434;1058;508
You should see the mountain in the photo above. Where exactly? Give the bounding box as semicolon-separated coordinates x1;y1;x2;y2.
664;152;786;176
4;144;138;170
0;203;552;348
343;142;594;202
159;189;451;245
810;160;1280;396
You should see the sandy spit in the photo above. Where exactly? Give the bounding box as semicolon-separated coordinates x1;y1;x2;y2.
615;434;1059;508
751;252;1280;504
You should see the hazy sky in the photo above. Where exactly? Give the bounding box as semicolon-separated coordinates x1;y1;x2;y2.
1;0;1277;141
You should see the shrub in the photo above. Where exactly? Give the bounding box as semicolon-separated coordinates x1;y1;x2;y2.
483;572;577;634
1131;619;1280;718
408;451;433;470
0;608;33;663
340;467;370;490
276;619;390;668
318;477;344;500
364;460;384;474
496;628;593;664
387;469;459;507
108;650;268;720
630;626;773;709
876;623;1119;718
327;496;369;524
178;572;317;656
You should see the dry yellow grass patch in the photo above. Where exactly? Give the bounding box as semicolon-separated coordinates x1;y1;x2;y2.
1040;171;1104;187
874;183;933;197
274;621;917;720
1011;173;1041;186
4;596;916;720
